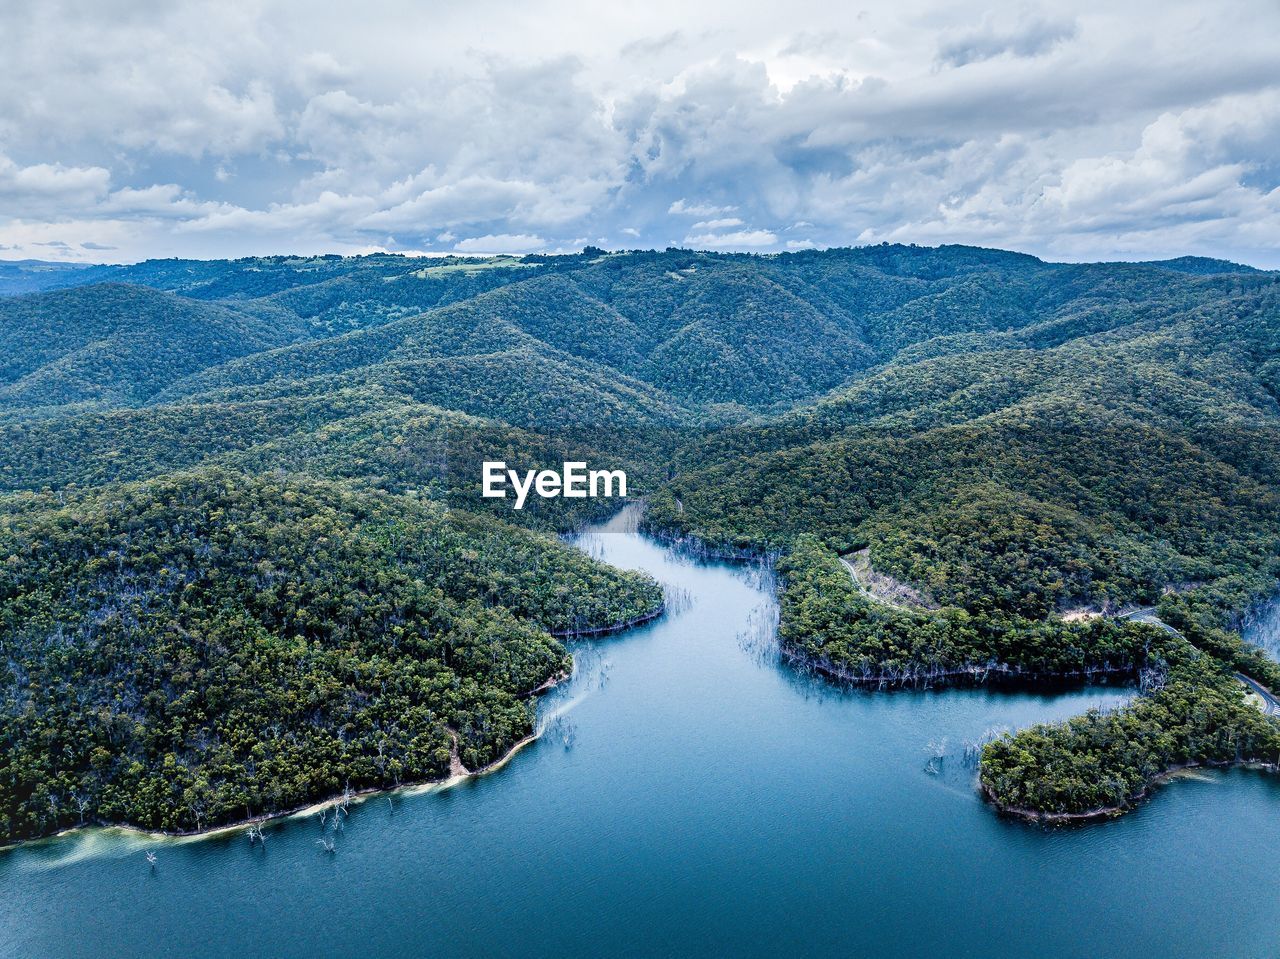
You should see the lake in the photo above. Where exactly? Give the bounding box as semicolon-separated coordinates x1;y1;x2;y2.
3;507;1279;959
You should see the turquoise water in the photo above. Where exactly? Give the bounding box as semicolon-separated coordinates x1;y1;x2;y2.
4;508;1280;959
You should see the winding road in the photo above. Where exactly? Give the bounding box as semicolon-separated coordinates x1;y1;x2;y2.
1121;608;1280;714
1120;606;1181;634
839;554;912;612
1235;672;1280;715
839;550;938;613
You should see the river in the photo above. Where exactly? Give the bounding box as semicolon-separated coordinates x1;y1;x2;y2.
4;506;1280;959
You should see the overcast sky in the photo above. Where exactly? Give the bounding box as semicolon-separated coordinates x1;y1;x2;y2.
2;0;1279;265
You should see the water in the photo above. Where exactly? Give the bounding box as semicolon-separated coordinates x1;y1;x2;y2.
4;508;1280;959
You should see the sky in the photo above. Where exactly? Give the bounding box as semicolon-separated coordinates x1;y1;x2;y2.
2;0;1279;266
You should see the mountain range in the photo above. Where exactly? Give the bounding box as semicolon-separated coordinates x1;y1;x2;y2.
1;244;1277;838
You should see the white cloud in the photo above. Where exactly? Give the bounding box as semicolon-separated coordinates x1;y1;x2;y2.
454;233;547;253
1;1;1279;265
668;199;738;217
683;229;778;249
937;13;1078;68
0;155;110;214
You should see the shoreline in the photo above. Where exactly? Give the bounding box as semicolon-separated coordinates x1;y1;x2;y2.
0;666;573;854
982;760;1280;824
641;520;1280;830
652;521;1143;696
784;646;1138;692
639;523;774;563
550;603;666;638
1;507;666;855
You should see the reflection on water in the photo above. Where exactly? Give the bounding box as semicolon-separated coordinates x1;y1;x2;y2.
3;508;1279;959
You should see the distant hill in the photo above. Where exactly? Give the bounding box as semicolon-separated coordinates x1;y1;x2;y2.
0;259;106;296
0;283;307;414
1142;255;1264;275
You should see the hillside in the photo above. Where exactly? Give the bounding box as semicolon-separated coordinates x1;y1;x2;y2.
0;469;662;840
0;260;103;296
0;395;676;530
0;284;306;415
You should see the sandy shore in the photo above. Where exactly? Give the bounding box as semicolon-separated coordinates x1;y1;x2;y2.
0;667;574;853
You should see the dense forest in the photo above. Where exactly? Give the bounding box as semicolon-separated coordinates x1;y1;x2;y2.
1;244;1278;838
0;469;661;839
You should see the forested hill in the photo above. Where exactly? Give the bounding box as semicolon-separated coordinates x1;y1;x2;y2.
1;243;1278;836
2;247;1270;420
0;284;306;416
0;470;662;840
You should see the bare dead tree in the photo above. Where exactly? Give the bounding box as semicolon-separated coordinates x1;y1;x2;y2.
925;738;947;775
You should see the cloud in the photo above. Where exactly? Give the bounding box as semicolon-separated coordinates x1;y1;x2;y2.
453;233;547;253
669;199;738;217
1;2;1279;265
683;229;778;248
80;241;116;250
937;15;1078;68
0;155;110;215
621;31;684;59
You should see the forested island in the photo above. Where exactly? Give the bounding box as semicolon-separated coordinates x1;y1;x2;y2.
1;244;1278;840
